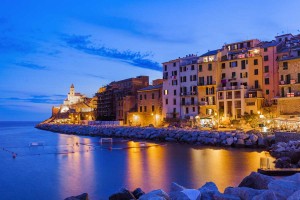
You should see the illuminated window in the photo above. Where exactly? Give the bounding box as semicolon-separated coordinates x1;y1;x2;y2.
164;90;168;95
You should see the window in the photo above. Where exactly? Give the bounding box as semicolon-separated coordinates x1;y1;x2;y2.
247;41;251;47
283;62;288;70
172;70;178;76
185;107;189;114
264;55;269;61
173;99;176;105
152;105;155;112
144;94;147;99
191;65;195;70
222;63;226;69
192;107;195;112
264;66;269;73
254;69;258;75
207;76;213;84
266;90;269;95
222;73;226;79
298;51;300;57
152;93;155;99
164;65;167;71
165;99;168;105
199;77;205;85
139;94;142;100
208;63;212;71
241;60;246;69
254;59;258;65
254;80;259;89
230;61;237;67
140;106;142;112
191;97;195;105
298;73;300;83
264;48;268;52
240;73;242;78
286;74;291;84
232;72;236;78
182;98;185;105
144;106;147;112
173;62;176;67
172;80;178;85
199;65;202;72
164;90;168;95
173;90;176;96
265;78;270;85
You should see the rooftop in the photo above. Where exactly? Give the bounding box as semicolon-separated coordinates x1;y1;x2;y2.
200;49;219;57
138;84;162;92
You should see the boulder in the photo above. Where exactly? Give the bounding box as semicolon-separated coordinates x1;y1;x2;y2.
213;193;241;200
109;188;136;200
268;180;300;199
165;137;177;142
198;182;219;200
288;189;300;200
224;187;264;200
282;173;300;183
170;189;201;200
132;188;145;199
65;193;89;200
252;190;279;200
238;172;275;190
274;157;292;168
139;189;169;200
171;182;186;192
226;137;234;146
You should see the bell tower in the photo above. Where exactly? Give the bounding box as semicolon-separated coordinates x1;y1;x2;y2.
70;84;75;96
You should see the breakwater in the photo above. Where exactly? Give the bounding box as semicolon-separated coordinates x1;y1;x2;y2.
36;123;274;148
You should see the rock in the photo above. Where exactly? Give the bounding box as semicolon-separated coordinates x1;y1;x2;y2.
249;134;258;143
213;193;241;200
198;182;219;200
268;180;300;199
252;190;279;200
132;188;145;199
288;189;300;200
171;182;186;192
226;137;234;146
282;173;300;183
238;172;275;190
224;187;264;200
139;189;169;200
165;137;177;142
170;189;201;200
275;157;291;168
109;188;136;200
65;193;89;200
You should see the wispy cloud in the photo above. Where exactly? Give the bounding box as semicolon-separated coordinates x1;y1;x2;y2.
1;94;65;104
62;34;162;71
14;62;47;70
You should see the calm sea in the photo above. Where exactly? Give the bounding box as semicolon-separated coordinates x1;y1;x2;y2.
0;121;274;200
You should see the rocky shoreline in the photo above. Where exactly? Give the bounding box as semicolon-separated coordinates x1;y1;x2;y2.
36;123;275;148
65;172;300;200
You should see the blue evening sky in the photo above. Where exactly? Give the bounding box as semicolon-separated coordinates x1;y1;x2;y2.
1;0;300;121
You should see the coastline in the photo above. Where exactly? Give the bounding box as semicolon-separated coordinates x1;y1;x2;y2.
35;123;274;149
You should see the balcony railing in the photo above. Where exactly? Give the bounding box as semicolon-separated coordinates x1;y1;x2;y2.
217;85;247;91
180;91;198;96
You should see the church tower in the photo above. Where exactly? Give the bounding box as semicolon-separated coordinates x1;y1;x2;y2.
70;84;75;96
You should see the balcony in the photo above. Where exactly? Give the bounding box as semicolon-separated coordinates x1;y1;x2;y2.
180;91;198;96
279;80;299;85
198;81;216;86
217;85;247;91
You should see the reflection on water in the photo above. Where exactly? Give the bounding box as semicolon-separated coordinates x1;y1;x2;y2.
0;122;275;199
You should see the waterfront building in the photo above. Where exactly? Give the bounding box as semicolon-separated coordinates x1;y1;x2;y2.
95;76;149;124
162;58;181;119
63;84;86;106
179;55;199;119
127;79;163;127
197;50;220;125
216;39;264;122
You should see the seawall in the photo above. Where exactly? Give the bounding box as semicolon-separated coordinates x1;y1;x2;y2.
36;123;274;148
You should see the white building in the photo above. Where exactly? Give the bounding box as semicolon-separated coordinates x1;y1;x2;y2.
63;84;86;106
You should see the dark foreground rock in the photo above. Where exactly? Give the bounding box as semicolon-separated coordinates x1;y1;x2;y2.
104;172;300;200
65;193;88;200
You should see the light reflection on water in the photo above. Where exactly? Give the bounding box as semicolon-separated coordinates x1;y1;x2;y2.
0;122;275;200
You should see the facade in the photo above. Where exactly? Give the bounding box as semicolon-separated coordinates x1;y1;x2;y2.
162;59;181;119
128;80;163;127
217;40;264;122
95;76;149;123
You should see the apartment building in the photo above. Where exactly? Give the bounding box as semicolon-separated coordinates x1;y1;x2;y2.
179;55;199;119
198;50;220;117
162;59;181;119
127;79;163;126
95;76;149;123
217;39;264;121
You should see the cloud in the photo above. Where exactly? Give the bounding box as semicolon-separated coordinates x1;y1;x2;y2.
62;34;162;71
1;94;65;104
84;16;193;43
14;62;47;70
